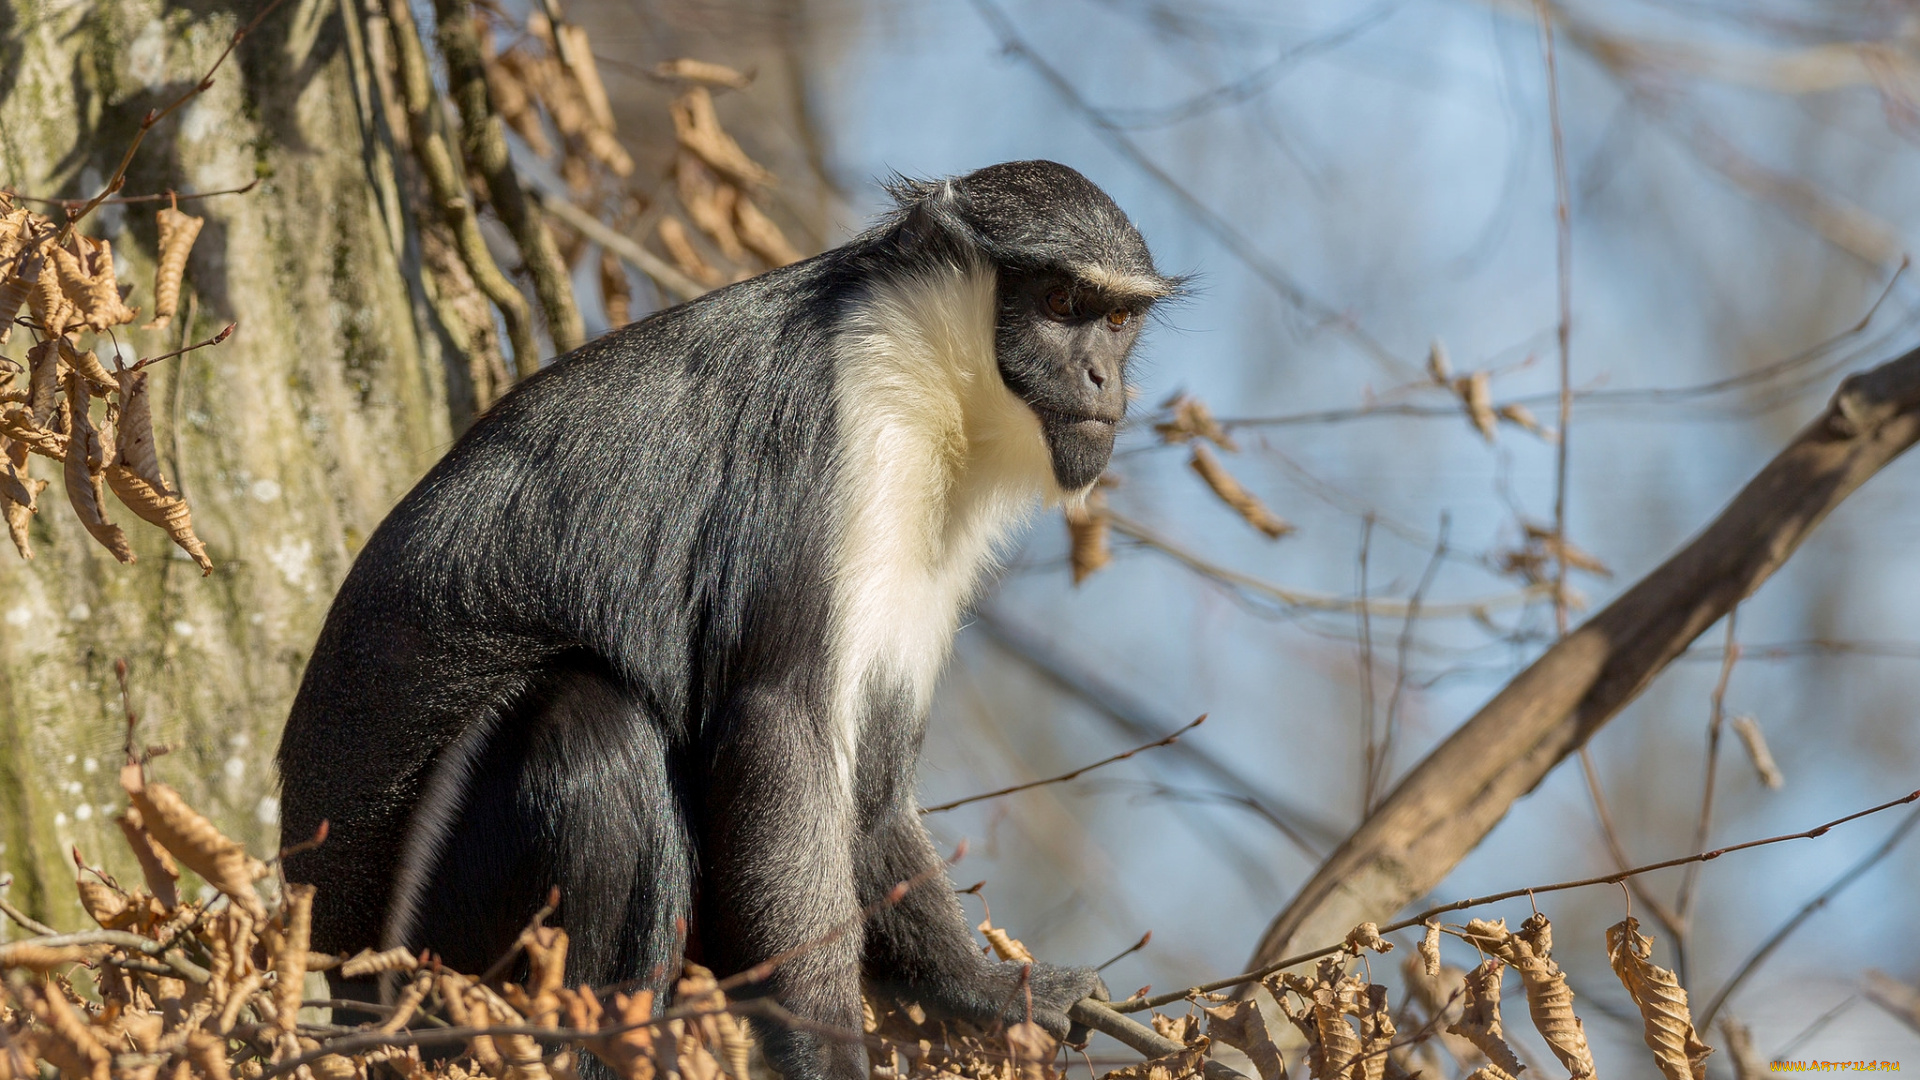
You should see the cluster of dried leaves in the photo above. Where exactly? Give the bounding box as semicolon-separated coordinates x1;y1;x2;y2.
0;193;216;572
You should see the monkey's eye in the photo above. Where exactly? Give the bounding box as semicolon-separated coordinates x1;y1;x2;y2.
1105;308;1132;329
1045;289;1074;319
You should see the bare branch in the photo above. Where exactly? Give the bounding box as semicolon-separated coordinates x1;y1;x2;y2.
1241;343;1920;976
921;716;1205;814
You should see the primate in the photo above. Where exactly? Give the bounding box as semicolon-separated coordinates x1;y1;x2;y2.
277;160;1177;1080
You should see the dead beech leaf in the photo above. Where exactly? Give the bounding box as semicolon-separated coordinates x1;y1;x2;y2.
658;215;725;288
26;337;60;427
144;208;203;332
1730;715;1785;789
1190;443;1294;539
1427;339;1453;383
113;366;170;495
0;942;88;972
1343;922;1393;956
119;760;266;919
117;804;180;909
677;155;747;262
1419;921;1442;977
1154;394;1237;450
978;917;1036;964
1719;1014;1768;1080
15;982;112;1080
1462;916;1594;1078
734;195;802;268
340;946;420;978
56;341;114;393
670;87;776;189
1446;959;1525;1078
654;58;753;89
1606;916;1713;1080
107;465;212;574
1456;370;1497;442
1066;484;1112;584
1100;1043;1208;1080
1201;998;1287;1080
63;377;134;563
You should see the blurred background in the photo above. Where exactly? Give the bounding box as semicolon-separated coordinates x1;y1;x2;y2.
546;0;1920;1061
5;0;1920;1068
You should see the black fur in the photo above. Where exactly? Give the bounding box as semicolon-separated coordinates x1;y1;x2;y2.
277;160;1170;1080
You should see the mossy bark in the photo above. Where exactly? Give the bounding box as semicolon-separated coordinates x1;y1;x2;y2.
0;0;453;928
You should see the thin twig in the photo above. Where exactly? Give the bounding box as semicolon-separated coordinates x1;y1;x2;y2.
56;0;288;244
1676;609;1741;932
1095;931;1151;973
1536;0;1575;636
534;187;703;304
1698;802;1920;1031
1374;514;1449;813
130;322;233;372
1114;785;1920;1012
3;178;260;209
921;716;1206;814
0;880;59;938
1356;515;1379;817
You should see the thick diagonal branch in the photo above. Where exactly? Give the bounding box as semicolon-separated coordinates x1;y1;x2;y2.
1244;344;1920;972
432;0;584;359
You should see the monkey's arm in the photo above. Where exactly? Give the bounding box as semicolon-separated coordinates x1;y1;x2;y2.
856;806;1106;1037
703;685;872;1080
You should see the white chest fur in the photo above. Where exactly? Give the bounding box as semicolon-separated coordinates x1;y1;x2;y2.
827;261;1061;791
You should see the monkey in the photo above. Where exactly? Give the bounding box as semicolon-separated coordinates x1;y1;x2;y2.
276;159;1177;1080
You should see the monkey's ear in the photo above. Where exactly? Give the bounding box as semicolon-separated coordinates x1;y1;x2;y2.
886;176;976;256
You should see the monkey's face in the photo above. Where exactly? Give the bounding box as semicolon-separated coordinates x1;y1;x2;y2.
995;270;1151;491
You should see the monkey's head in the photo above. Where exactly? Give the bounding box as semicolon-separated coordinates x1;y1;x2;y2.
887;161;1179;491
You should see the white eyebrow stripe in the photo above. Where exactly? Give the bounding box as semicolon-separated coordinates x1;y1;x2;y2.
1075;263;1175;300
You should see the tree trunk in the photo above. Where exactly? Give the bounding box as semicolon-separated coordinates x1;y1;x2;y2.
0;0;454;927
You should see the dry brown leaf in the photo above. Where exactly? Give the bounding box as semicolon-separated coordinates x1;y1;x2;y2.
601;248;632;328
670;87;777;189
64;377;134;563
1100;1043;1208;1080
654;58;753;89
733;196;802;268
0;263;35;342
113;365;170;494
1342;922;1393;956
119;761;266;918
76;878;130;928
1606;916;1712;1080
74;236;136;331
1419;921;1442;977
0;942;88;972
978;916;1036;963
485;42;556;159
677;156;747;263
118;804;181;908
1718;1015;1768;1080
0;455;37;512
1455;371;1496;443
1154;395;1237;450
1201;998;1287;1080
658;215;725;288
1497;403;1554;441
107;465;212;574
1445;959;1524;1078
339;946;419;978
26;337;60;426
1427;339;1452;383
145;207;204;332
1462;916;1594;1079
1310;987;1361;1080
56;340;115;393
16;982;112;1080
1066;485;1111;584
1730;715;1784;789
589;987;657;1079
1190;444;1294;539
270;884;315;1034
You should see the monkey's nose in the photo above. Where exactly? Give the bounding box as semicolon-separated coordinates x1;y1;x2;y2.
1086;366;1106;388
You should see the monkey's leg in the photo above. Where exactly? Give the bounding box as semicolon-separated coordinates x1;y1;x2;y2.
701;690;868;1080
858;805;1106;1038
405;659;693;989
